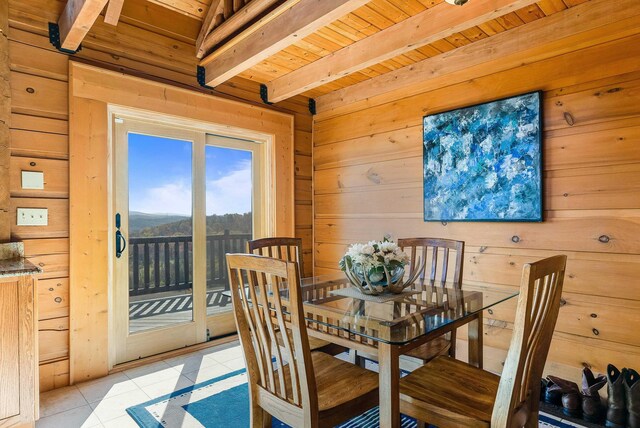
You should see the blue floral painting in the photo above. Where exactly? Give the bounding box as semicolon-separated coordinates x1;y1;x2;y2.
423;92;542;222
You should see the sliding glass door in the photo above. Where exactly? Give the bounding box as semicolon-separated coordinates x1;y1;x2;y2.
113;117;264;364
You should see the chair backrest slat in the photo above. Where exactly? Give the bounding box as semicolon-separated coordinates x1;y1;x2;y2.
248;237;304;280
491;255;567;427
440;248;450;285
227;253;317;419
398;238;464;289
246;269;276;392
430;248;438;285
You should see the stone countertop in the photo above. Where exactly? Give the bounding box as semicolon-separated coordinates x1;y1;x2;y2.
0;257;42;278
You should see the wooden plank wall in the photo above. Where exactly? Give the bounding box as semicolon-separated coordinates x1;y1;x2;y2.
7;0;313;391
0;1;10;241
313;32;640;382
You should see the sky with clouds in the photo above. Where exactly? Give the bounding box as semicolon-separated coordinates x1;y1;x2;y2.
128;133;253;217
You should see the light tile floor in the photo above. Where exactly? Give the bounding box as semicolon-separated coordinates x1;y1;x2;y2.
37;341;587;428
36;341;245;428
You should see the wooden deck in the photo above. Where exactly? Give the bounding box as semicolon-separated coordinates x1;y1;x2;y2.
129;288;231;333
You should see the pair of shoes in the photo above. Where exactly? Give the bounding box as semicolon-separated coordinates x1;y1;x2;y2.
606;364;640;428
546;368;606;421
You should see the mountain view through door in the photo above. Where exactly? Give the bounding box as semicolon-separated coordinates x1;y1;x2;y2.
127;133;253;335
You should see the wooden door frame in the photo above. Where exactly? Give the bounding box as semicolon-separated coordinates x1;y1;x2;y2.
69;62;295;383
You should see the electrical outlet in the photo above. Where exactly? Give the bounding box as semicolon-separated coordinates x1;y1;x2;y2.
17;208;48;226
21;171;45;190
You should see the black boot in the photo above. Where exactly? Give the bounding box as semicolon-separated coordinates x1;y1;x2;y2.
606;364;627;428
548;375;581;417
626;369;640;428
543;378;563;406
581;367;606;423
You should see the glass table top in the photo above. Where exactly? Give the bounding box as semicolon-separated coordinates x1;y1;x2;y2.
296;272;519;345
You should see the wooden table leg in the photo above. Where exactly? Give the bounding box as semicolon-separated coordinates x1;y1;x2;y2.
378;342;401;428
468;311;483;369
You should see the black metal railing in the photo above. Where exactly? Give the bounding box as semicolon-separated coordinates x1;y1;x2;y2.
128;231;251;296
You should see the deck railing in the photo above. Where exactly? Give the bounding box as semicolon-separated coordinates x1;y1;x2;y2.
128;231;251;296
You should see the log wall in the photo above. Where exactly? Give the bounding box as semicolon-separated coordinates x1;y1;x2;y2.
7;0;313;391
312;30;640;381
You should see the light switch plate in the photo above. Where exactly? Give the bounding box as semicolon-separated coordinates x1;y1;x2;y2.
17;208;48;226
21;171;45;190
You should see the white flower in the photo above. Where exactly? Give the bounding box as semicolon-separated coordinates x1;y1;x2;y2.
361;244;375;255
340;238;409;273
379;241;397;253
346;243;365;258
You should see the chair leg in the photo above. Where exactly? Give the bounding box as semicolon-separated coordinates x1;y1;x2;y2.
449;330;457;359
250;397;271;428
525;391;541;428
416;420;426;428
251;409;272;428
348;349;366;368
262;411;272;428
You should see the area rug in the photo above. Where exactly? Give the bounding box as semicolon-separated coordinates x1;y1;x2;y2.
127;367;584;428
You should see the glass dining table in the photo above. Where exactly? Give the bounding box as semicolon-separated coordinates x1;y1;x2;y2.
295;272;520;428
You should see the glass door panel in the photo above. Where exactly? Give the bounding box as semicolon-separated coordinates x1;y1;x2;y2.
114;117;205;365
204;136;263;338
127;133;194;333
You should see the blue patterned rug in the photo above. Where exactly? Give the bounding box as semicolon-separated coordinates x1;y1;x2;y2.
127;366;582;428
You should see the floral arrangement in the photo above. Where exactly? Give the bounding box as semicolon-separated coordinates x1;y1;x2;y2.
339;238;410;293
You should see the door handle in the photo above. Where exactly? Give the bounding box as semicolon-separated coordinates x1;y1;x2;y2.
115;213;126;258
116;230;127;258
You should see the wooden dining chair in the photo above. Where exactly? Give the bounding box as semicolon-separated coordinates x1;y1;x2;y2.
399;255;567;428
247;237;337;354
227;254;379;428
398;237;465;363
349;238;465;368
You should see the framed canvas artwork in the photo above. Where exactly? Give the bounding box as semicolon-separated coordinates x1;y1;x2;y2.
423;91;543;222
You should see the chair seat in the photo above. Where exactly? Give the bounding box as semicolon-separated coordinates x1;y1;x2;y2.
400;356;499;428
403;336;451;361
274;352;379;426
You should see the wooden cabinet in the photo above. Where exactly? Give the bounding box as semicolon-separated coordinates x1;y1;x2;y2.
0;274;38;427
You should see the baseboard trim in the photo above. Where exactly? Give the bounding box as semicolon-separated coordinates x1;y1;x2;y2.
109;334;239;374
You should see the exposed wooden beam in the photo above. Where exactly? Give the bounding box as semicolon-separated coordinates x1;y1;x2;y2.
58;0;110;51
197;0;279;59
315;0;640;115
104;0;125;25
200;0;370;88
267;0;539;103
196;0;223;56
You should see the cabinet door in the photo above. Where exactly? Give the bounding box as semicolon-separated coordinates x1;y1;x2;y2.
0;283;20;419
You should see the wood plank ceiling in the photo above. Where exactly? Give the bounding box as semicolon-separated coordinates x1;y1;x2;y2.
60;0;591;103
